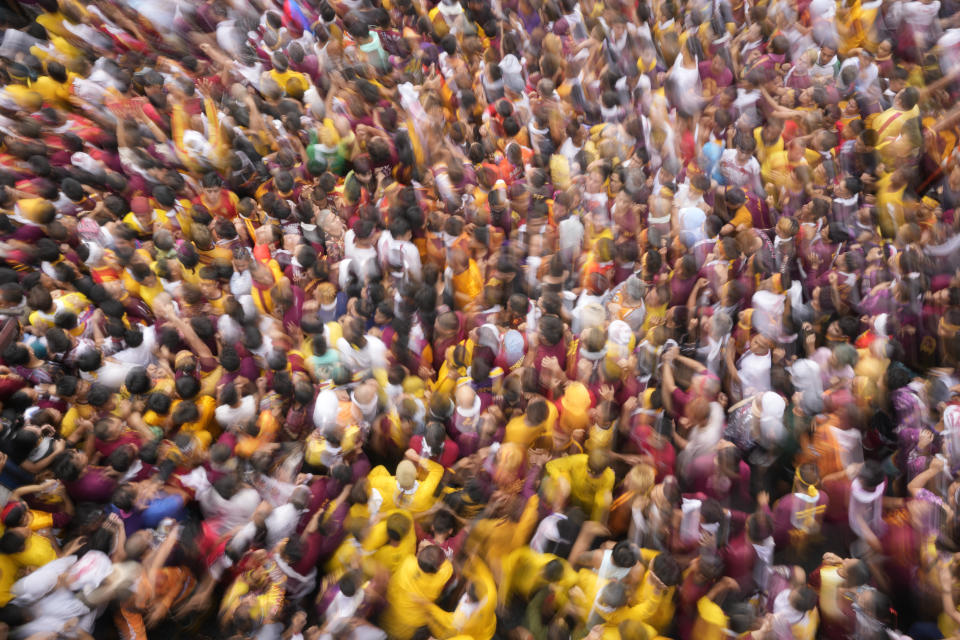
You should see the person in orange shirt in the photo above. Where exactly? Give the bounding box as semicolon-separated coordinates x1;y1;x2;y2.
450;248;484;310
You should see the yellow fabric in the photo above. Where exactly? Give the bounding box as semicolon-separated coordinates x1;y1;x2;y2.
221;577;284;622
761;149;804;192
361;511;417;576
602;609;659;640
3;85;42;109
325;538;362;580
424;558;497;640
640;303;667;338
550;153;572;190
875;173;906;239
500;547;576;605
470;495;540;579
11;532;57;568
692;595;729;640
269;69;308;95
29;76;70;107
819;565;844;620
630;560;676;633
132;275;165;312
452;261;484;308
790;608;820;640
728;205;754;229
368;460;445;515
754;128;784;167
504;415;545;449
545;454;614;521
0;554;19;605
36;12;70;39
61;403;95;439
381;554;454;640
234;408;277;458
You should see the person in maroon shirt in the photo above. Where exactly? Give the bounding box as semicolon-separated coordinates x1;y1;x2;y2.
92;415;147;461
52;449;119;504
676;552;726;640
415;509;467;560
721;498;774;597
408;422;460;470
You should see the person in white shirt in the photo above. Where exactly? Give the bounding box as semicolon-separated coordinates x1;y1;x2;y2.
342;219;381;287
719;137;765;197
215;382;258;430
377;217;422;284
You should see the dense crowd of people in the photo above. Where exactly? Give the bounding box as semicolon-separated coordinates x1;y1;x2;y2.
2;0;960;638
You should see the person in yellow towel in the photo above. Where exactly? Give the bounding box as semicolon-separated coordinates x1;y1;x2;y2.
380;545;454;640
368;456;445;515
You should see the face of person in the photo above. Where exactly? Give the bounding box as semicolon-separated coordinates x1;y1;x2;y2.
200;279;220;299
750;334;771;355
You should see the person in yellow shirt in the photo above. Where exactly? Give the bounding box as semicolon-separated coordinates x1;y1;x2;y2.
0;527;57;570
0;553;18;606
582;582;660;640
500;548;577;608
690;576;751;640
753;118;785;168
468;494;541;579
627;551;682;634
762;138;808;195
874;86;921;165
127;262;165;312
266;53;308;98
545;451;615;522
875;167;911;239
504;397;556;448
380;545;454;640
198;266;228;314
368;456;445;515
30;61;71;108
361;511;416;577
422;558;497;640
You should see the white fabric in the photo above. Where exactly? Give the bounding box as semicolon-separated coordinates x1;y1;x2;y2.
199;486;262;537
266;503;304;548
849;478;886;540
680;498;703;544
215;395;257;428
312;389;340;430
752;537;775;592
738;352;772;397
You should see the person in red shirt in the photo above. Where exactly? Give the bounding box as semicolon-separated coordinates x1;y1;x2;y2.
195;172;239;220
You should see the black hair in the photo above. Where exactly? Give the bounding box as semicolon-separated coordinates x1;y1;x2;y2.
124;367;151;395
0;531;26;554
76;349;101;372
175;375;200;400
86;383;112;407
651;553;681;587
